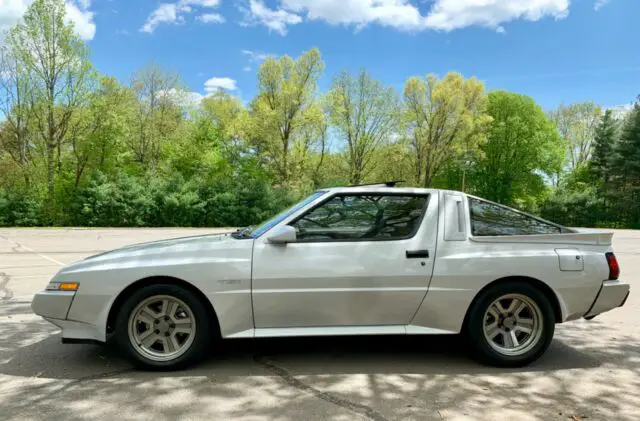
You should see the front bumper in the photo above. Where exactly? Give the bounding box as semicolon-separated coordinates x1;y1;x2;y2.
31;291;105;343
31;290;75;320
584;280;630;318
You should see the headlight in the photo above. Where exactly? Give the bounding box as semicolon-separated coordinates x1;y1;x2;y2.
46;282;79;291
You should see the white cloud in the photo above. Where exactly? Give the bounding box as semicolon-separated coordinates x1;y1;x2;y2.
423;0;570;31
158;88;206;109
65;0;96;40
0;0;96;40
197;13;225;23
0;1;29;35
204;76;237;92
594;0;611;11
141;3;183;33
241;49;273;72
239;0;570;34
241;49;274;62
185;0;220;6
240;0;302;35
281;0;424;30
141;0;223;33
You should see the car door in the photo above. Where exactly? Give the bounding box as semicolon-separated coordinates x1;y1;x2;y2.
251;191;438;329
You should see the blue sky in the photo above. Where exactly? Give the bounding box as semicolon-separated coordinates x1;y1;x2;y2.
2;0;638;110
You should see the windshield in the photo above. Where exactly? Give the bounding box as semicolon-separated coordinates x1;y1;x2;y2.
248;191;327;238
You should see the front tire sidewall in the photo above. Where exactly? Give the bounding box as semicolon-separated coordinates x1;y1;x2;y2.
466;282;555;367
115;284;211;371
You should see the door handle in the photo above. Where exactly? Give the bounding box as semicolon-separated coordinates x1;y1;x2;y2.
406;250;429;259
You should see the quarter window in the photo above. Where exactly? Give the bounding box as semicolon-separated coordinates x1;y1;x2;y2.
291;194;428;241
469;197;562;236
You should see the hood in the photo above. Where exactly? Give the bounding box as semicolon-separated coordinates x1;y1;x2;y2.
52;229;255;280
82;231;237;262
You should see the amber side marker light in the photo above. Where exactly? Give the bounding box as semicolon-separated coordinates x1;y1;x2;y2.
46;282;79;291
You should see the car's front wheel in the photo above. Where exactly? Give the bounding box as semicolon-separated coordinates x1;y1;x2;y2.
114;284;211;370
465;282;555;367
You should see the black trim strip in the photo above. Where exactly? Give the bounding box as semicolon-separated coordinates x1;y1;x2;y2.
61;338;104;345
583;282;604;316
619;291;630;307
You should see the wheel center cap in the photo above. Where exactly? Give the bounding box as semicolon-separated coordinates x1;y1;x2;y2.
157;320;171;333
503;316;516;329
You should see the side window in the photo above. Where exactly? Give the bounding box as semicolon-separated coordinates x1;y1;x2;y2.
291;194;428;241
469;197;562;236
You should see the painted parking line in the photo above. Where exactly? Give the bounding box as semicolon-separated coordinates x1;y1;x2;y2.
0;234;64;266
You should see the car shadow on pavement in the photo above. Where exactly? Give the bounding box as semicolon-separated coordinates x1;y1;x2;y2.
0;309;630;381
1;300;639;421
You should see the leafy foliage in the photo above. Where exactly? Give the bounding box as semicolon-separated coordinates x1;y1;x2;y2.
0;0;639;228
470;91;564;206
403;72;491;188
327;69;400;184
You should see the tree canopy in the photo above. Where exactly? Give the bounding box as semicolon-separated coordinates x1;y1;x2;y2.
1;0;639;229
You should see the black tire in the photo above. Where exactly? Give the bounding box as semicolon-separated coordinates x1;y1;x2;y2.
114;283;211;371
464;281;555;367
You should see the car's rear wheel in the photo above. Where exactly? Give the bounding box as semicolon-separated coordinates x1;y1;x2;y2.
465;282;555;367
115;284;211;370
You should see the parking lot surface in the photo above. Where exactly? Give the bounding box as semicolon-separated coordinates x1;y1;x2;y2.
1;228;638;421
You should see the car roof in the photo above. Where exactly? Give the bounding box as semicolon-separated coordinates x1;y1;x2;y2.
319;186;462;196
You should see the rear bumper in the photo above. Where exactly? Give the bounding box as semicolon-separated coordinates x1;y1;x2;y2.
584;280;630;318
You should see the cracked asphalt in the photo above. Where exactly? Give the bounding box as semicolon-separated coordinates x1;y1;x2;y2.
1;228;639;421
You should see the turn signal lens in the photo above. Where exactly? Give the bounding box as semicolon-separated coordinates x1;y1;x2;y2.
46;282;79;291
605;252;620;280
59;282;80;291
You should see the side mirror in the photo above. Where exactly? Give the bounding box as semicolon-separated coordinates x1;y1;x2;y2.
266;225;297;244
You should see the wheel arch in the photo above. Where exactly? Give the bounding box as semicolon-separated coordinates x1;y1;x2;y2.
463;276;563;328
106;276;220;336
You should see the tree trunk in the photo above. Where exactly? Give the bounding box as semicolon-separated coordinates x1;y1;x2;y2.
461;168;466;192
281;135;289;184
423;165;433;188
46;143;55;201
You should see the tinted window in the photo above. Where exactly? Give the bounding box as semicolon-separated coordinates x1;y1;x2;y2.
292;194;428;241
249;191;326;238
469;197;561;236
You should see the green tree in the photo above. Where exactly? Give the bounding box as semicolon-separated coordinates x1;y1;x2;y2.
550;101;601;170
129;63;183;166
6;0;93;207
0;45;33;189
472;91;564;207
201;89;249;165
403;72;490;187
327;69;399;184
590;109;619;186
66;76;136;186
250;48;325;186
612;99;640;183
611;98;640;226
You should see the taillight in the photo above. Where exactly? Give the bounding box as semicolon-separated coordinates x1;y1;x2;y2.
606;252;620;280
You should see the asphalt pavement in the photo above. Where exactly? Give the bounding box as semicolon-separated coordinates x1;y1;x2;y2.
0;227;638;421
